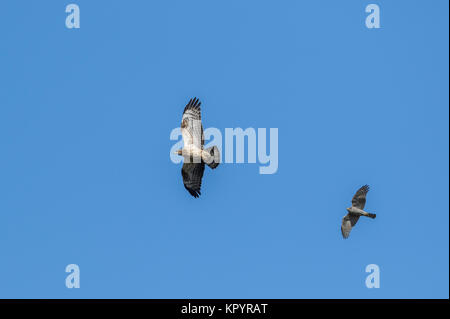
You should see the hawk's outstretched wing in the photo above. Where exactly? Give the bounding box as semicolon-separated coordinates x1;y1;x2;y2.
341;214;360;239
181;162;205;198
351;185;369;209
181;97;204;148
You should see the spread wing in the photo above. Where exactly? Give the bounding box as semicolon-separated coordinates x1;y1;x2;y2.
351;184;369;209
181;162;205;198
181;97;204;148
341;213;360;239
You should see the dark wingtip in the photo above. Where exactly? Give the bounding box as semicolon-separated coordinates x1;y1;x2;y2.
358;184;370;193
192;97;201;109
183;97;202;113
187;188;201;198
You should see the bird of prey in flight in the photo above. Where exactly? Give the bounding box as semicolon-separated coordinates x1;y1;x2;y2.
341;185;376;239
175;97;220;198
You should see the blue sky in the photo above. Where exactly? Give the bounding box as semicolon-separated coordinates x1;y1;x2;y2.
0;0;448;298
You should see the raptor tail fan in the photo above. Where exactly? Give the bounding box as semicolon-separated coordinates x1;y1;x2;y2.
203;146;220;169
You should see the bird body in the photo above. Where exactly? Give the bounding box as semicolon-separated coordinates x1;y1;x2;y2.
177;145;219;167
346;206;376;219
177;145;204;162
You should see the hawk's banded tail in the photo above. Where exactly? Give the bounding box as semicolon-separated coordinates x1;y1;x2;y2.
203;146;220;169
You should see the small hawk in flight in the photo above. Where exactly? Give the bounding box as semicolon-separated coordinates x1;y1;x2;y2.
341;185;376;238
175;97;220;198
